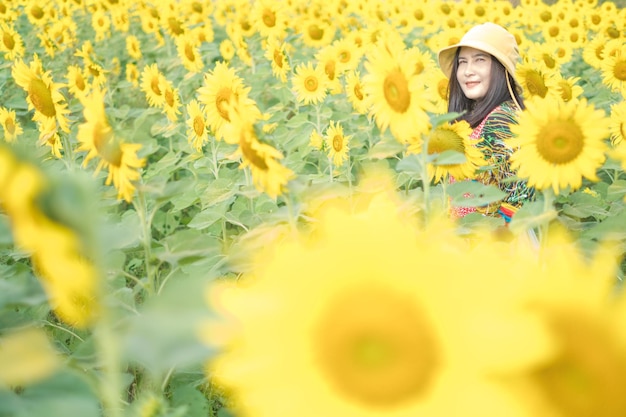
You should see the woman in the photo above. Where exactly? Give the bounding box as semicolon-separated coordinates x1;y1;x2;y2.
437;22;534;223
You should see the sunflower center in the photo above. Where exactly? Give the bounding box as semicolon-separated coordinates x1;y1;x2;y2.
304;75;318;92
542;53;557;70
525;71;548;98
548;26;559;38
540;11;552;22
325;60;336;81
28;78;56;118
75;73;86;91
308;24;324;41
414;9;424;20
239;136;268;171
193;116;205;137
383;69;410;114
536;120;584;165
606;27;619;39
414;61;425;75
338;50;350;64
93;122;122;166
475;6;485;16
437;79;448;101
314;287;439;408
530;310;626;417
3;31;14;50
216;87;233;121
164;88;174;107
191;1;202;13
332;134;343;152
168;17;184;36
558;80;573;101
273;50;283;68
613;60;626;81
5;116;15;134
427;128;465;160
30;5;44;19
184;44;195;61
353;83;364;100
262;8;276;28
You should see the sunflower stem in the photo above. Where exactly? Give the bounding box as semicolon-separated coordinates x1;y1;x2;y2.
421;130;431;223
94;306;123;417
135;189;155;296
539;188;555;249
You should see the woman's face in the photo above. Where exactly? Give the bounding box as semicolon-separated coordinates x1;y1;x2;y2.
456;46;492;100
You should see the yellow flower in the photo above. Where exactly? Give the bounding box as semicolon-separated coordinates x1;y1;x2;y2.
186;99;209;152
292;61;328;105
0;23;25;61
176;34;204;73
600;43;626;97
76;87;145;202
608;100;626;145
203;192;550;417
126;34;142;60
66;65;90;99
309;129;324;150
554;75;583;102
516;60;561;102
11;58;70;134
91;8;111;42
0;107;23;142
219;38;235;61
264;37;290;83
509;97;610;195
221;99;294;199
161;81;181;122
125;63;140;87
140;63;167;108
198;61;260;141
251;0;287;39
344;70;369;115
508;228;626;417
325;120;351;166
362;43;432;143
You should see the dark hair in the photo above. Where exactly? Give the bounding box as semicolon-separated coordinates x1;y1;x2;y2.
447;49;525;128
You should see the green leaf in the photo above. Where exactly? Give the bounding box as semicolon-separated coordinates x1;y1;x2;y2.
607;180;626;202
509;200;558;234
447;181;506;207
395;154;423;175
170;385;211;417
366;138;405;159
429;112;462;127
429;150;467;165
154;229;221;265
188;199;232;230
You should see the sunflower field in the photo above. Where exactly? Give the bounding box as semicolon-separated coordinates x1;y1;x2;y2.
1;0;626;416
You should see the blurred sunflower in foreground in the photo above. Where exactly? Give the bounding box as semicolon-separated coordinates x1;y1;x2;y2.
200;187;625;417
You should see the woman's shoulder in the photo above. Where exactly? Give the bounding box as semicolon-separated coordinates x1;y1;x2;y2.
479;101;519;142
486;100;519;124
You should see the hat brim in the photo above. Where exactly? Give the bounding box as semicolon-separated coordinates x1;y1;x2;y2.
438;40;519;85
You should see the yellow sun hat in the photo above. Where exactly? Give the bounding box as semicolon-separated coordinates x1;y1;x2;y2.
437;22;520;84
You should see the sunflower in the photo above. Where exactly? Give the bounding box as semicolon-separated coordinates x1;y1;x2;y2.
186;99;209;152
125;63;140;87
509;97;610;195
222;102;294;199
76;87;145;202
325;120;351;166
0;107;22;142
161;82;181;122
66;65;90;99
140;63;167;108
197;61;260;141
413;120;484;183
600;44;626;97
554;75;583;102
37;118;63;158
315;46;343;95
176;33;204;73
0;23;25;61
0;328;60;387
219;38;235;61
251;0;287;39
264;37;291;83
309;129;324;150
509;229;626;417
91;9;111;42
329;37;363;74
582;35;608;69
11;58;70;134
85;61;107;88
344;70;369;115
292;62;328;105
126;35;142;60
203;192;550;417
515;60;561;102
608;100;626;145
362;44;432;143
298;17;336;48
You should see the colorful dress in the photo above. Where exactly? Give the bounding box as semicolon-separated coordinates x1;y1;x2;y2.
450;100;535;222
